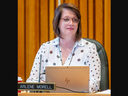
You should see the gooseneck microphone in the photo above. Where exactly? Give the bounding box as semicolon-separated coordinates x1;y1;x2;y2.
38;54;42;83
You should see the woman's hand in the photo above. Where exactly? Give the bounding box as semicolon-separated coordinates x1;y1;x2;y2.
40;80;45;83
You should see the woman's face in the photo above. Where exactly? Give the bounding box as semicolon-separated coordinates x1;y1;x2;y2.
58;8;79;39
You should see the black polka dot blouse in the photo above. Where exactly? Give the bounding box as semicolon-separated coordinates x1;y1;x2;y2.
26;37;101;93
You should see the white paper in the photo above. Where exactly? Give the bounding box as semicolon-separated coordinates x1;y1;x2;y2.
95;89;111;94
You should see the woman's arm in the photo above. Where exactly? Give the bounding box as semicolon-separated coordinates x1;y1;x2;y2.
86;43;101;92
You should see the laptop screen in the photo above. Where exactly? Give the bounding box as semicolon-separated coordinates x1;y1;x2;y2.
45;66;89;93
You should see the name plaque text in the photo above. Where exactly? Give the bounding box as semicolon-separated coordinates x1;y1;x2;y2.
18;82;55;91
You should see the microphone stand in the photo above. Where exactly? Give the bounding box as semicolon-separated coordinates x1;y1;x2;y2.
38;54;42;83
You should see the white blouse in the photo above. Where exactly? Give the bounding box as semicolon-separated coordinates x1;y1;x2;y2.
26;37;101;92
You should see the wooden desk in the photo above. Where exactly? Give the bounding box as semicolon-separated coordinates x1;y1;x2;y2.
18;93;110;96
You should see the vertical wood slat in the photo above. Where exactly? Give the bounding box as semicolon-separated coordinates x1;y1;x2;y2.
65;0;79;7
18;0;25;82
25;0;40;80
88;0;94;39
80;0;87;38
55;0;58;8
60;0;64;4
95;0;104;45
104;0;111;89
40;0;49;45
49;0;55;41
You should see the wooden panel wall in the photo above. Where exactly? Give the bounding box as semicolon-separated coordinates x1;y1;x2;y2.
18;0;111;89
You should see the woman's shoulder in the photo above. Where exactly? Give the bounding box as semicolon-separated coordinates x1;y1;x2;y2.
81;38;97;50
39;37;59;49
78;38;95;47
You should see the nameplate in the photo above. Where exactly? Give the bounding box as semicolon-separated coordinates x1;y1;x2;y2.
18;82;55;91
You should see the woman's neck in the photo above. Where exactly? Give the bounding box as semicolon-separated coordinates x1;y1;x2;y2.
59;37;75;50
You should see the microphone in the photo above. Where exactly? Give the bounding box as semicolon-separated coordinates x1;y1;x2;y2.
38;54;42;83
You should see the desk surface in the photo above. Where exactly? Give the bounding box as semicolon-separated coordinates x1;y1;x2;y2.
18;93;110;96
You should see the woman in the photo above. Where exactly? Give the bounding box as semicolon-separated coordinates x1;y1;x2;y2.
26;3;101;93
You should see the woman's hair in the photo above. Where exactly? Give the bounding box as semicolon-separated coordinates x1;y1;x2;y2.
53;3;82;41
